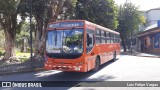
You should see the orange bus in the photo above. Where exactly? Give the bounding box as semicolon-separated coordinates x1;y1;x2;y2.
44;20;120;72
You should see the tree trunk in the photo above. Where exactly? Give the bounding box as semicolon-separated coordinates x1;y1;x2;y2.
4;30;15;60
34;18;46;60
120;34;127;52
21;39;24;52
3;13;17;60
33;0;64;60
21;39;27;52
24;39;27;52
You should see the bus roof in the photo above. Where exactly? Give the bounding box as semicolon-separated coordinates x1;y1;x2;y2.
48;20;119;35
85;20;119;35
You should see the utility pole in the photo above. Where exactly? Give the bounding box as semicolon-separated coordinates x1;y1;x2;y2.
30;0;33;62
131;30;133;54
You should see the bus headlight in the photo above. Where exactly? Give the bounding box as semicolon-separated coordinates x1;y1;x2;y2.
75;67;80;71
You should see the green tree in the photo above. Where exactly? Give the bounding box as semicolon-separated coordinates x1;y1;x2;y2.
16;22;30;52
117;1;146;52
19;0;76;59
0;30;5;49
0;0;24;60
75;0;118;29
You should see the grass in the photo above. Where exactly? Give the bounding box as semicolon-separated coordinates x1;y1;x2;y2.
15;52;31;58
0;51;34;62
16;52;35;62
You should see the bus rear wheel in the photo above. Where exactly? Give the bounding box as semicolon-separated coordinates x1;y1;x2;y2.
92;57;100;72
113;51;117;61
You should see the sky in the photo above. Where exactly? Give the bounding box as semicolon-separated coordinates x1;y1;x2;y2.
114;0;160;11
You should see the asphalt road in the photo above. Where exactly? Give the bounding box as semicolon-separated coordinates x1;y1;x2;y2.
0;55;160;90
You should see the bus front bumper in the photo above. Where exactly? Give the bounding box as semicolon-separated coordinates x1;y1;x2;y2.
44;61;87;72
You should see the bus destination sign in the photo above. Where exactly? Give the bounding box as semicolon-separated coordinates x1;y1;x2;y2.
48;22;84;28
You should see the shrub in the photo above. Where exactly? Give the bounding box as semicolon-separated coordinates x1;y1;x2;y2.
0;50;4;56
27;47;36;53
27;47;30;53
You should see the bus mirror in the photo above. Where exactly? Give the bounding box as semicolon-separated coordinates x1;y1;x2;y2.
87;37;92;46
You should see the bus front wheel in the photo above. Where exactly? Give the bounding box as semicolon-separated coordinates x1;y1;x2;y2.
92;57;100;72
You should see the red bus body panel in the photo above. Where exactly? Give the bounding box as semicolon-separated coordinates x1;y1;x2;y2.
44;20;120;72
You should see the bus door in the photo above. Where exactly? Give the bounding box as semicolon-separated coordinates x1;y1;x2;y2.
86;29;95;71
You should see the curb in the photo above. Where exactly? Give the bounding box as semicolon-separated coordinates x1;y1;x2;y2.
121;53;160;58
0;68;44;76
132;54;160;58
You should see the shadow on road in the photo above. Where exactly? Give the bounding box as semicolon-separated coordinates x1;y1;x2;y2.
33;59;117;89
0;60;117;90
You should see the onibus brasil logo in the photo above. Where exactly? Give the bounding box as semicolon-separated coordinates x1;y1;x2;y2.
1;82;42;87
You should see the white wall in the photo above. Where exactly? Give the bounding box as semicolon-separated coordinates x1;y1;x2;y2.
138;9;160;31
146;9;160;26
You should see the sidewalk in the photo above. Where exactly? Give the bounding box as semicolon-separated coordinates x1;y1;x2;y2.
0;67;44;76
121;50;160;58
0;59;45;76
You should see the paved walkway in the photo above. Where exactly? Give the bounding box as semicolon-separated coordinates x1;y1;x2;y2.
121;50;160;58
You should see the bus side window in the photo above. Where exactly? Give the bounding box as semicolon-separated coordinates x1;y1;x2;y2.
118;35;120;43
116;35;119;43
86;29;94;53
106;31;110;43
109;33;112;43
101;30;105;43
113;34;115;43
111;33;113;43
96;29;101;43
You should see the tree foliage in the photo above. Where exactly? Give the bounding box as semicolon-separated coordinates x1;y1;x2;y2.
117;1;146;51
75;0;118;29
0;0;147;59
0;0;25;60
18;0;77;59
16;22;30;52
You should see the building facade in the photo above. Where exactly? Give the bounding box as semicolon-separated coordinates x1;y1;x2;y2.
133;8;160;53
137;22;160;53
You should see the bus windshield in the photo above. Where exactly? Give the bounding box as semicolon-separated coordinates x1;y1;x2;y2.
46;28;84;55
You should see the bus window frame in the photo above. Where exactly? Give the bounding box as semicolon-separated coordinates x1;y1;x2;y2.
86;29;95;54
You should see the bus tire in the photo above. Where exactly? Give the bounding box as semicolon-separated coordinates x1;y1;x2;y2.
92;57;100;72
113;51;117;61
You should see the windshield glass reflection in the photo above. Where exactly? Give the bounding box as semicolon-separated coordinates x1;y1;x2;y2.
46;29;83;54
